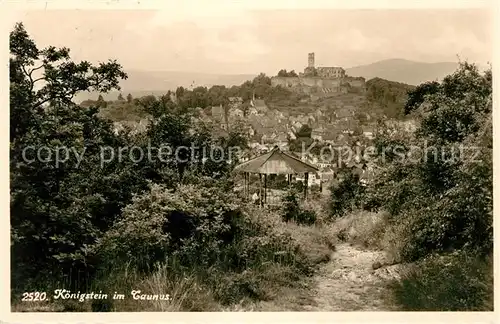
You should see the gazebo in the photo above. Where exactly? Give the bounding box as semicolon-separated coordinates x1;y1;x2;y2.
233;146;319;206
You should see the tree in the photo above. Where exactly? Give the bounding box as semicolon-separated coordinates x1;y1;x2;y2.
117;93;125;101
207;85;228;107
252;73;271;99
329;169;365;217
367;62;492;261
10;22;136;291
404;81;440;115
277;69;298;77
126;93;133;103
277;69;288;77
9;22;127;142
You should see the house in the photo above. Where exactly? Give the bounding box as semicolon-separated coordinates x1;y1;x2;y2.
311;128;325;141
362;125;376;139
275;141;288;151
249;142;260;149
248;107;259;116
262;117;279;128
275;132;288;143
292;121;303;132
335;108;353;121
250;99;268;113
261;133;277;144
211;105;225;123
323;131;338;145
296;172;322;187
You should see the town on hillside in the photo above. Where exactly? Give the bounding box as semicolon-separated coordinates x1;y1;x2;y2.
10;10;493;314
80;53;418;194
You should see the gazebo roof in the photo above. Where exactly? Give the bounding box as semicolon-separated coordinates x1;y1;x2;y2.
234;146;319;175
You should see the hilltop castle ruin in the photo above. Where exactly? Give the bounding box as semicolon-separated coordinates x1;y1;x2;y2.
271;53;365;96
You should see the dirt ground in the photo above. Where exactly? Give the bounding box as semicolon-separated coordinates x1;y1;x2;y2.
302;243;402;311
244;243;404;311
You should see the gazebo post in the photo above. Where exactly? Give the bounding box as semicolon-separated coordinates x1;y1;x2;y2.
247;173;250;200
304;172;309;200
259;174;263;207
244;172;248;200
264;174;267;206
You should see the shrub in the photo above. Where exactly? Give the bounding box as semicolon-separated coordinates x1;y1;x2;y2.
329;211;388;250
282;189;317;226
94;182;312;306
364;62;492;262
329;170;365;218
391;251;493;311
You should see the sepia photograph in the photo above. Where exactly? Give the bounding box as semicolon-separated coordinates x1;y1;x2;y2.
5;0;495;316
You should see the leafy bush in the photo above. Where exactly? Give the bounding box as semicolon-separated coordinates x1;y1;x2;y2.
329;169;365;218
282;189;317;225
9;22;141;293
365;62;492;262
391;251;493;311
329;211;388;249
94;183;312;305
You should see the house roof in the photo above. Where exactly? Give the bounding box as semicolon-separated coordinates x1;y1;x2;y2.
254;99;267;107
323;132;338;141
336;109;352;118
212;105;224;116
233;146;319;175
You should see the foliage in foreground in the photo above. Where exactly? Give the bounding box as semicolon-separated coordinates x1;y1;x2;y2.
363;62;492;311
326;62;493;311
91;182;314;308
368;62;492;262
10;22;298;311
282;189;317;226
328;170;365;218
391;251;493;311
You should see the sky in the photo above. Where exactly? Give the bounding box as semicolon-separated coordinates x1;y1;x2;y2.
14;7;493;75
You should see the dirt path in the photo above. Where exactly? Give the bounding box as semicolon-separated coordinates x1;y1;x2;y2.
299;243;401;311
239;242;404;311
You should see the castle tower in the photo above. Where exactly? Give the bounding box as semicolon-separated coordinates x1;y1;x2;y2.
308;52;315;68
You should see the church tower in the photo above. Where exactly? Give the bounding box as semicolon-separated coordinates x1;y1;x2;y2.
308;52;315;68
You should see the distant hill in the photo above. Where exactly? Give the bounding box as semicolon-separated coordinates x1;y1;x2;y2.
74;70;256;103
346;59;459;85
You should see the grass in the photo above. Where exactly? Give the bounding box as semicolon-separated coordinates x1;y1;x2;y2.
231;204;336;311
326;210;389;251
390;251;493;311
12;202;337;312
325;209;493;311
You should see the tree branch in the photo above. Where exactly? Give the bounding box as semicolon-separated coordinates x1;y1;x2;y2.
28;64;44;77
20;64;34;89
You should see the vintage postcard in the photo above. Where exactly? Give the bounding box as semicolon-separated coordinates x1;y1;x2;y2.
1;0;497;322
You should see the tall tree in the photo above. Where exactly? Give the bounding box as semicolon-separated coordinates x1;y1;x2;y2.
10;22;134;290
9;22;127;142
